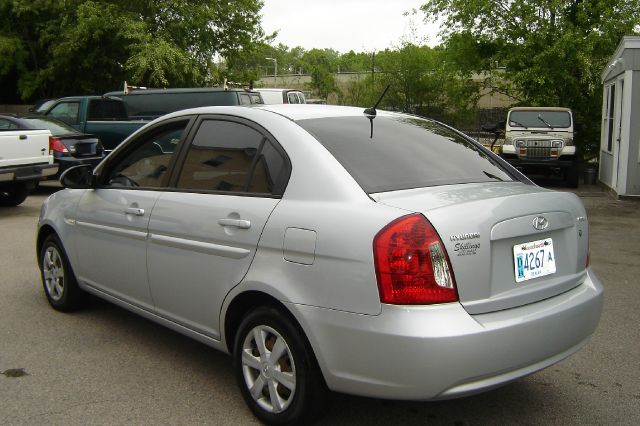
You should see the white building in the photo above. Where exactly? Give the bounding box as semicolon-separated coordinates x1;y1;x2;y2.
599;36;640;198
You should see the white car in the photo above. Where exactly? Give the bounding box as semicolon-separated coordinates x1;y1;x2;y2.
256;88;306;104
37;105;603;425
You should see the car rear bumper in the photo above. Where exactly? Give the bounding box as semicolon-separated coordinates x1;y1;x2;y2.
291;268;603;400
0;163;58;183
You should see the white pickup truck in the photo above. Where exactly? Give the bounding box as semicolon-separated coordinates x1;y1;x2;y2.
0;129;58;206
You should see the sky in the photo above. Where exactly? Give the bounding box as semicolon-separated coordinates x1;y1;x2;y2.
260;0;441;53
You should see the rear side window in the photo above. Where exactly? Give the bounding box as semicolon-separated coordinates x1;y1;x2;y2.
88;100;127;120
297;115;515;193
176;119;288;195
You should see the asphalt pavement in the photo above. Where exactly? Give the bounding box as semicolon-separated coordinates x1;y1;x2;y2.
1;181;638;425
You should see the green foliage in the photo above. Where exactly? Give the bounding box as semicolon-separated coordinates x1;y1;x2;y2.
0;0;266;101
339;44;479;126
421;0;640;159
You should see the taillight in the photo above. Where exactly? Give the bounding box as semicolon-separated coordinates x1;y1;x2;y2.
49;136;68;153
373;214;458;305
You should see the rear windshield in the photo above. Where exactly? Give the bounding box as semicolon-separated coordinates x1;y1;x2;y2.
508;110;571;128
297;115;515;193
21;117;77;136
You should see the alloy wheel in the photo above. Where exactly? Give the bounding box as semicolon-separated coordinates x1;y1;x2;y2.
241;325;296;413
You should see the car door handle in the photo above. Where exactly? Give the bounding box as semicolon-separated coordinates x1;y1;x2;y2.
124;207;145;216
19;134;27;140
217;218;251;229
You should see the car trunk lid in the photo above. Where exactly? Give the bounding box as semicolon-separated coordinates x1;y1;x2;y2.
372;182;589;314
60;134;102;157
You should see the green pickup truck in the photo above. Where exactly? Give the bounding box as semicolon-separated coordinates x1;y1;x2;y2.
42;88;263;151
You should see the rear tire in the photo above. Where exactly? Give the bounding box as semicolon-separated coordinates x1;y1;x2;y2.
234;306;327;425
39;234;85;311
0;183;30;207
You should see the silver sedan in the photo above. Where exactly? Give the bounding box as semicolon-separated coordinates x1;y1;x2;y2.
37;105;603;425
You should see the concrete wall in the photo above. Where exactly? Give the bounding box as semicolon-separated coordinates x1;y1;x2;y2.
0;105;33;113
256;71;516;108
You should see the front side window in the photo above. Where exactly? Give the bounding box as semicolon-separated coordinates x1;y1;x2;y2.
287;92;300;104
250;93;263;104
297;115;516;194
103;122;186;188
176;119;287;195
238;94;252;105
47;102;80;125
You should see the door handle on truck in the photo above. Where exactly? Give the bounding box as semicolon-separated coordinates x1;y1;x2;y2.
19;134;27;140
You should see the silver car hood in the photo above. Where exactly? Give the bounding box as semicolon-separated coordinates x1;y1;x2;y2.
372;182;590;314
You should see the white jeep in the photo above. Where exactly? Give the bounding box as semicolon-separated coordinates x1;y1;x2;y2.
500;107;579;187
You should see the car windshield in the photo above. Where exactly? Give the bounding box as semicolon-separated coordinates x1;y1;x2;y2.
297;115;516;194
34;100;56;113
508;111;571;128
21;116;78;136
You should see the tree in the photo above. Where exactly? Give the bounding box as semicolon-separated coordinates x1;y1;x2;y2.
421;0;640;158
354;44;479;125
298;49;340;99
0;0;266;101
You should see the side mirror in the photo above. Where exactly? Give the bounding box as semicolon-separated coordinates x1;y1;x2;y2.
59;164;96;189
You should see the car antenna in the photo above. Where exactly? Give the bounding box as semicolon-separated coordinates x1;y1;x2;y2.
364;84;390;138
364;84;390;117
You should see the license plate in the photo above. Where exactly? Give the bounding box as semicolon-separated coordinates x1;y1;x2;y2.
513;238;556;283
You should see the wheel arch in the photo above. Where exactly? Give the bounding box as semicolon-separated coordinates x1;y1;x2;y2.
222;290;325;380
36;224;58;267
223;290;295;354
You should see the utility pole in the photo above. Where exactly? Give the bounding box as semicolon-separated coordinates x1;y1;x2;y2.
371;51;375;83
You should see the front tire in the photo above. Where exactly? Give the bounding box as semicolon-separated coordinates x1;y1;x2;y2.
234;306;327;425
39;234;85;311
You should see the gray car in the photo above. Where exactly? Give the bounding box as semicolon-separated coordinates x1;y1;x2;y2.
37;105;603;425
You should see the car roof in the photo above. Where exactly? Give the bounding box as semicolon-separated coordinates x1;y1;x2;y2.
509;107;572;112
255;104;401;121
105;87;259;96
256;88;302;93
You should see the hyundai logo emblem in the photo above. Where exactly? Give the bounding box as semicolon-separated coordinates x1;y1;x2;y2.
532;216;549;231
